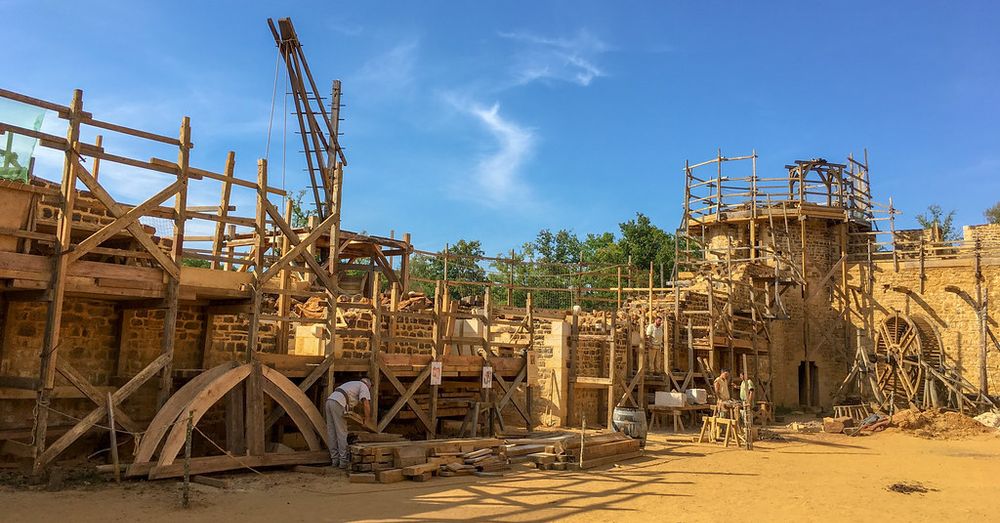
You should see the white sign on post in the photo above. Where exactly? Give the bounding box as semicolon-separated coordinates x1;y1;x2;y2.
481;365;493;389
430;361;443;386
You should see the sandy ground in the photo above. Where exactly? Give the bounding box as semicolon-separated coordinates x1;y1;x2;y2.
2;427;998;523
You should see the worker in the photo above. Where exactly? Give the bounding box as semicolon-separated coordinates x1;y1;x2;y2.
739;371;755;406
739;371;755;426
712;369;731;417
645;316;664;373
325;377;373;469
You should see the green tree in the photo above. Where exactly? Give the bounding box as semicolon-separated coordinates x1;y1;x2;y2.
409;239;488;299
618;213;676;275
290;190;318;227
181;258;211;268
985;201;1000;224
916;204;958;241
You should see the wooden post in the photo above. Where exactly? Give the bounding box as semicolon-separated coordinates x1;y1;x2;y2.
210;151;236;269
246;159;268;362
225;224;237;271
525;292;534;431
607;309;617;428
975;240;988;395
156;116;191;407
92;135;103;181
443;243;449;285
246;360;264;456
616;266;622;309
568;306;579;425
107;392;120;483
183;411;193;509
401;232;411;293
276;199;294;354
389;281;399;355
647;261;654;325
370;271;382;429
507;249;514;307
428;281;441;439
33;90;83;471
707;275;716;371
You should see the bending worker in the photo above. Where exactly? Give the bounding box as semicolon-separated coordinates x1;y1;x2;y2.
325;377;373;469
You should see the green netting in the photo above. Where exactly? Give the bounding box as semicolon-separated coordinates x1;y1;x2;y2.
0;99;46;183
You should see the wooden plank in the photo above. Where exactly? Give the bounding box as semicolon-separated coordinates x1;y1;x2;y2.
191;475;231;489
401;462;439;476
580;450;642;470
142;450;329;479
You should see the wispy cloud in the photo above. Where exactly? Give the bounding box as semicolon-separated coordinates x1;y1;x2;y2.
329;21;364;37
499;29;609;87
446;96;535;207
350;39;419;101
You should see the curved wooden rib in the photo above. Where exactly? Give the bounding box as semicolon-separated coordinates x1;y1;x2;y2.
262;381;321;450
260;366;328;447
134;361;237;464
157;364;252;467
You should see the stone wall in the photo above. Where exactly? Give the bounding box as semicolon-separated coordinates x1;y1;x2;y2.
765;218;850;408
964;223;1000;246
847;260;1000;394
568;311;629;427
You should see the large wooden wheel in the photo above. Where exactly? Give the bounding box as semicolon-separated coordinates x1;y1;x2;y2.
872;313;942;408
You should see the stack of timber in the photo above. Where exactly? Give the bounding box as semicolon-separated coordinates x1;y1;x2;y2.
346;431;642;484
347;437;503;483
523;431;643;470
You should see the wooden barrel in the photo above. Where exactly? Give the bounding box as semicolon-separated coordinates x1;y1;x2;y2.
612;406;647;446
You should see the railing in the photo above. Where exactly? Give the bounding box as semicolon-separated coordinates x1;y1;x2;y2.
683;151;876;227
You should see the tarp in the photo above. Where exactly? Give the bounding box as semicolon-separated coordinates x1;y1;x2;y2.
0;98;46;182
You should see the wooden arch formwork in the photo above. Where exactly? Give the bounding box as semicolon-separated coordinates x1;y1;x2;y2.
125;362;328;479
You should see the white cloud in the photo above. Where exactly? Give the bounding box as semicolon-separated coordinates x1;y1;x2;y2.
350;39;419;100
499;29;609;87
329;21;364;37
447;97;535;207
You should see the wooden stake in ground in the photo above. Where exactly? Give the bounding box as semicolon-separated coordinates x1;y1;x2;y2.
107;392;120;483
183;411;193;509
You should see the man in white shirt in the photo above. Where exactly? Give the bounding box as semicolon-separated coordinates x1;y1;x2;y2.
645;316;664;373
325;377;373;469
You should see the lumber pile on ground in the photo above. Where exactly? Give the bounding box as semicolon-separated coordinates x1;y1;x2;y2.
347;437;510;483
527;431;642;470
345;431;642;483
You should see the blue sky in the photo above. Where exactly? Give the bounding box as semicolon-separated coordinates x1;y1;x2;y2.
6;1;999;254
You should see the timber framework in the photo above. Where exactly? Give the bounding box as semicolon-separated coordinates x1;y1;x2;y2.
0;17;998;482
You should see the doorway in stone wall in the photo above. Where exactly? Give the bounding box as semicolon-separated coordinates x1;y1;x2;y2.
798;360;818;406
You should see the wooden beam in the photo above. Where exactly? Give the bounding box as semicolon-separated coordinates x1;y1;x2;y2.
32;89;83;471
35;353;170;471
65;180;183;264
376;359;433;433
70;159;181;279
55;359;140;433
210;151;235;270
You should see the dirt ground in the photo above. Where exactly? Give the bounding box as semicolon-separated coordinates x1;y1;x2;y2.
2;426;998;522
